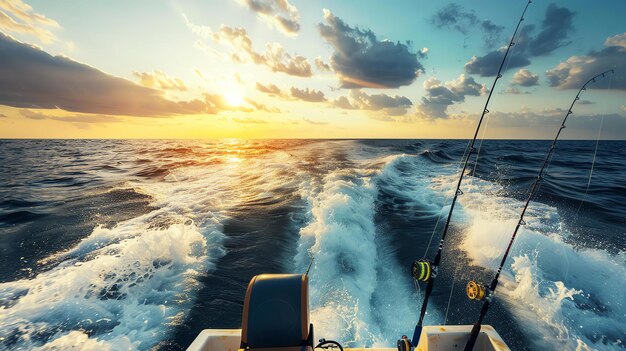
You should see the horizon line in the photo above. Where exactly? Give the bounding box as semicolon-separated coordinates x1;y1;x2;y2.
1;137;625;141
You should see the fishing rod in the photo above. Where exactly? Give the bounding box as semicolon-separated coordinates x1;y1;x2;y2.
305;256;315;276
463;69;615;351
398;2;534;349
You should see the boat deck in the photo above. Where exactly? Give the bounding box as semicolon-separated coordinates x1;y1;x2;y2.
187;325;510;351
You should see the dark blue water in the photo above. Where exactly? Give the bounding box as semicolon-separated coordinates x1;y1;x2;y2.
0;139;624;350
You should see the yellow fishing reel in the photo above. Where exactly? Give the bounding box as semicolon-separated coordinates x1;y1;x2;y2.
396;336;412;351
411;259;435;282
466;281;487;301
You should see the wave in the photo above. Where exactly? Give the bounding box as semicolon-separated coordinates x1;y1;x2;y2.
375;154;453;215
0;218;215;350
295;154;439;347
91;165;124;172
31;176;92;188
0;210;46;225
431;174;626;350
1;139;623;350
0;158;256;350
419;149;454;163
133;165;171;179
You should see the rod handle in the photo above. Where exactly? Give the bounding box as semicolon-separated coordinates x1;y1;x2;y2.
411;325;423;346
463;323;482;351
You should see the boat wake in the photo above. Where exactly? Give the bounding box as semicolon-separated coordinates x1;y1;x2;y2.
434;174;626;350
295;151;444;347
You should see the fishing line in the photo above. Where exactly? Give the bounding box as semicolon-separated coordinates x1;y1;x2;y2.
403;1;534;347
575;72;614;219
471;30;520;177
462;69;615;351
443;261;460;325
558;76;612;284
450;2;524;285
413;274;421;300
422;139;473;260
415;142;471;320
471;115;490;177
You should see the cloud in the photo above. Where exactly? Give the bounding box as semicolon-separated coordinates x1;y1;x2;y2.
202;93;282;114
315;57;331;72
511;69;539;87
255;81;412;115
431;3;504;48
234;73;244;84
289;87;326;102
442;107;626;138
232;116;269;124
486;110;626;138
304;118;328;125
256;82;326;103
333;96;356;110
185;17;311;77
236;0;300;36
19;109;122;123
244;98;281;113
260;41;311;77
0;33;217;116
333;90;413;116
546;31;626;90
447;73;488;96
256;82;282;95
528;4;575;56
500;87;531;95
0;0;59;43
318;9;423;89
465;4;575;77
605;33;626;48
0;33;276;117
415;74;488;119
578;100;595;105
193;68;206;79
464;50;531;77
133;70;187;91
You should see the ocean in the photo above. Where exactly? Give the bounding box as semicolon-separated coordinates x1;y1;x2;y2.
0;139;624;351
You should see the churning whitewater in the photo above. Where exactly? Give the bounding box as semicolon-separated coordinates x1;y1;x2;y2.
0;139;624;351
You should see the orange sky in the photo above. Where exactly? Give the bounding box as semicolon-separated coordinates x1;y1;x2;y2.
1;0;625;139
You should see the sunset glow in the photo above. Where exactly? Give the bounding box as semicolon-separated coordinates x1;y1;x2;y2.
1;2;625;349
0;0;625;139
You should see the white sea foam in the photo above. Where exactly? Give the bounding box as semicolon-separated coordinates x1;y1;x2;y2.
295;152;442;347
0;157;261;350
296;169;381;344
30;330;129;351
431;173;626;350
0;220;210;350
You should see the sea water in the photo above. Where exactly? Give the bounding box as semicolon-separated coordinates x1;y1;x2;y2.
0;139;624;350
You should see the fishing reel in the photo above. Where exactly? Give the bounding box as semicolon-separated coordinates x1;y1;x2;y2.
396;335;412;351
411;259;437;282
315;339;344;351
466;281;491;301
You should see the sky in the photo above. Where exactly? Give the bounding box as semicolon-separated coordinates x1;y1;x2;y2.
0;0;625;139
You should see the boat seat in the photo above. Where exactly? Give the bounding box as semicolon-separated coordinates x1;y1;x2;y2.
240;274;313;351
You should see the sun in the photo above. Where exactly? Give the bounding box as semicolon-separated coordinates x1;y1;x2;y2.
224;89;245;106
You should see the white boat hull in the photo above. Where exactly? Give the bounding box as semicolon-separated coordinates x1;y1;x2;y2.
187;325;510;351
